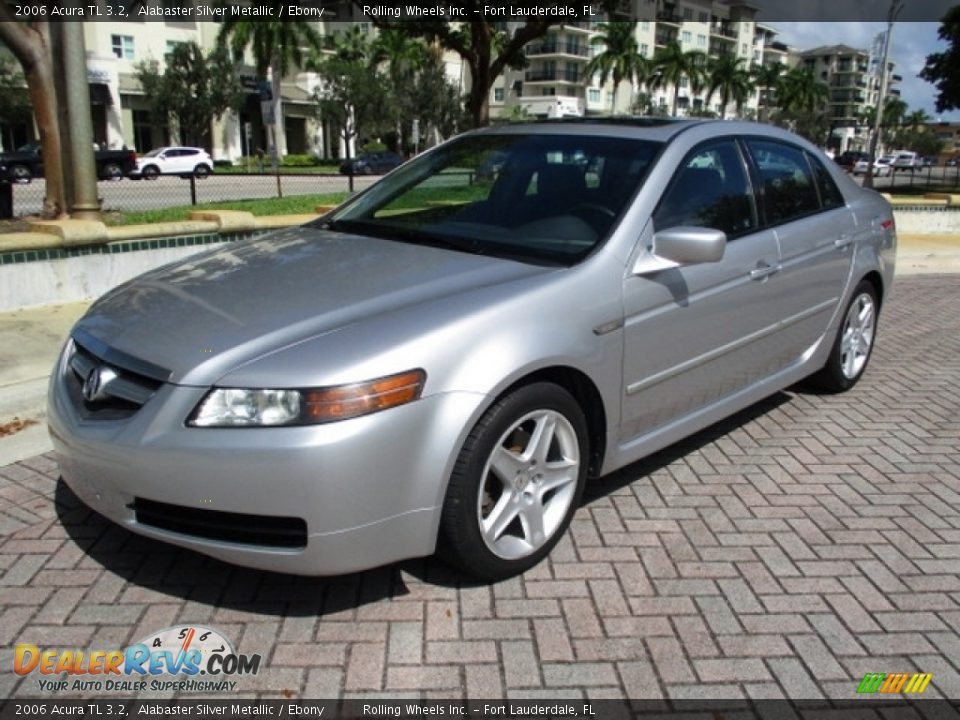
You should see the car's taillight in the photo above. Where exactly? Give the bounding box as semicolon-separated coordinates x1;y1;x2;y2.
881;219;894;230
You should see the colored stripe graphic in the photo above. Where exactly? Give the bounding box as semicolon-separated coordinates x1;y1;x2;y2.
857;672;932;694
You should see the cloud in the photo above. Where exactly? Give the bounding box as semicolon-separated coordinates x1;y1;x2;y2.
773;22;959;120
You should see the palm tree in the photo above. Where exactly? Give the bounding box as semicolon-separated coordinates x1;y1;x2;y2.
653;42;706;117
882;96;908;127
372;30;429;154
905;108;931;129
752;62;785;122
217;10;321;162
585;22;652;115
778;67;828;114
332;25;374;63
705;55;754;119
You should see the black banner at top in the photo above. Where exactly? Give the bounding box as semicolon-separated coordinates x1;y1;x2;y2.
6;0;960;23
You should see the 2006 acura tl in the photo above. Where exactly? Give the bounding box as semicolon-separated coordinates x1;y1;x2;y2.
49;120;895;580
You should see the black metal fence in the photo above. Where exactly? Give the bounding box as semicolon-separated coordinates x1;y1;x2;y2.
5;171;375;219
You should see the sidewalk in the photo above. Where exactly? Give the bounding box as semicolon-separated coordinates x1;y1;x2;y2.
1;234;958;467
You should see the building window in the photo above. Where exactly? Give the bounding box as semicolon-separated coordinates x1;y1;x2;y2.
588;88;601;103
494;88;504;102
641;20;649;30
742;43;748;54
698;11;708;22
111;35;134;60
697;34;706;47
682;7;693;19
640;43;649;55
544;87;556;96
165;40;184;56
682;31;692;43
679;75;688;88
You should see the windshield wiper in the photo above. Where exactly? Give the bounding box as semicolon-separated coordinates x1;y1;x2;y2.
321;219;487;256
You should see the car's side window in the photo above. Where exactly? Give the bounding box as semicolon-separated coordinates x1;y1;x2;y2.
653;139;756;237
746;139;820;225
806;152;845;210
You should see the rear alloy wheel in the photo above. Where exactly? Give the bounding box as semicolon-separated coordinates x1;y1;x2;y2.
193;164;210;179
101;163;122;181
809;280;878;393
440;383;588;580
141;166;159;180
10;165;31;184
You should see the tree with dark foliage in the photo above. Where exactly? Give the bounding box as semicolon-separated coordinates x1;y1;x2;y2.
920;5;960;113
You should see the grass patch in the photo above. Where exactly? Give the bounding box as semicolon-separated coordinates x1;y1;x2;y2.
102;192;349;226
214;164;342;175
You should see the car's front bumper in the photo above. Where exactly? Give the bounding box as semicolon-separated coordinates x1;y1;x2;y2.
47;344;485;575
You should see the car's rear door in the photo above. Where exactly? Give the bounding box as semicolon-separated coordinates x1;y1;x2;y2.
620;138;784;440
743;138;856;366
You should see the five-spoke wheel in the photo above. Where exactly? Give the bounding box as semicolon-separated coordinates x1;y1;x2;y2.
808;279;879;392
440;383;588;580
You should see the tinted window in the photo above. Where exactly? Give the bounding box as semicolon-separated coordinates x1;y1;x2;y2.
807;152;845;209
747;139;819;225
653;139;756;236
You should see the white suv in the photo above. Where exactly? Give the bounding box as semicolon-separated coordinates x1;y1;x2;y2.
891;151;922;171
133;147;214;180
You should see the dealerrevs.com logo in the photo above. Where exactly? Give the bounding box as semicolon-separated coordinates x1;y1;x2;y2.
14;626;261;693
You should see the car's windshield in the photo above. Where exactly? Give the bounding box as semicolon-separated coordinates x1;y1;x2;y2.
321;133;662;265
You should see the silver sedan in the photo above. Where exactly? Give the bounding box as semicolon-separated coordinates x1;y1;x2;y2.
48;120;896;580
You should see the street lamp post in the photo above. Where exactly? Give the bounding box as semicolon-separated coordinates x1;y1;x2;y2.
864;0;904;189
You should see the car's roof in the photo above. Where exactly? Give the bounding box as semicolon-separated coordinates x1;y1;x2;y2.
474;117;704;142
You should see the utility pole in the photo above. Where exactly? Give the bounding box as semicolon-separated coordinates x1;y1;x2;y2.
61;22;101;220
863;0;904;190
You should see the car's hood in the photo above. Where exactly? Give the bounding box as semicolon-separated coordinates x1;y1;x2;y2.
74;227;552;385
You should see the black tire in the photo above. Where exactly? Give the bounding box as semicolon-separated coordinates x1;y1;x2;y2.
142;165;159;180
439;382;588;581
101;163;122;181
807;279;879;393
193;164;211;179
10;165;31;184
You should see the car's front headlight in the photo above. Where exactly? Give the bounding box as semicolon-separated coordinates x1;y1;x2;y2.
188;369;426;428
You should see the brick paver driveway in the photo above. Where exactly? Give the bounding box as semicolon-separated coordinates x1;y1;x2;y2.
2;275;959;701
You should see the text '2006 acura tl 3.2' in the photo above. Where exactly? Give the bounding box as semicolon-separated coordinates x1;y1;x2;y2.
49;119;895;580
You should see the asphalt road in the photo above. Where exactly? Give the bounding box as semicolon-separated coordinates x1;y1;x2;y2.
8;166;960;217
9;173;379;215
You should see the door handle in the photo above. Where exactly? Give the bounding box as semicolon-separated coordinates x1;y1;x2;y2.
750;262;780;280
834;234;854;248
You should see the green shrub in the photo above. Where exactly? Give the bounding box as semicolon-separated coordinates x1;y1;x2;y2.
361;141;387;154
281;154;320;167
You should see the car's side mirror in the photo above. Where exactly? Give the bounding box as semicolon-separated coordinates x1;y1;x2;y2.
632;226;727;275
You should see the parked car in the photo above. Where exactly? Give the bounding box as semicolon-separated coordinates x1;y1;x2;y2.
0;142;137;183
946;157;959;167
853;155;893;176
130;146;214;180
891;150;922;171
49;120;896;580
835;150;870;171
921;156;937;168
339;151;403;175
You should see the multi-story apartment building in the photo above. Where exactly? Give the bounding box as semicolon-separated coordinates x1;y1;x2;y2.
799;44;901;152
490;1;786;120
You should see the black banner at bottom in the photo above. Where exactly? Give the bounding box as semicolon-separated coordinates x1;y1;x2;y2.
1;699;959;720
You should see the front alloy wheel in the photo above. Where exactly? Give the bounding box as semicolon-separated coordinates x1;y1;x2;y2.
440;383;588;580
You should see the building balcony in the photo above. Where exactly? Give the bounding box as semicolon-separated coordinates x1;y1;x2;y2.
766;41;788;53
710;26;737;39
528;42;590;58
655;32;678;47
525;69;581;83
892;73;903;82
656;11;683;24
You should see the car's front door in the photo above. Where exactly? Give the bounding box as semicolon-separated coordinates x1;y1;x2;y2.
620;138;785;442
744;139;856;366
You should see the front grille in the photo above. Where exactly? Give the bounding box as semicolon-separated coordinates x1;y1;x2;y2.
65;338;163;420
134;498;308;549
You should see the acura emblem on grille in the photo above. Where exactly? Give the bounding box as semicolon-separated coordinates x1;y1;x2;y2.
82;366;118;403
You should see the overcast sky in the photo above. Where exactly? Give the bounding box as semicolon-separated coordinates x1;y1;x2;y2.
773;22;958;121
